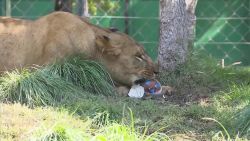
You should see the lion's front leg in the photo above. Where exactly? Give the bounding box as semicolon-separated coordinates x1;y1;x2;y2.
116;86;130;97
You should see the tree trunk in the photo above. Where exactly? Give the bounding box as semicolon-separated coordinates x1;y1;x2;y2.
124;0;130;34
77;0;89;17
158;0;197;71
54;0;73;12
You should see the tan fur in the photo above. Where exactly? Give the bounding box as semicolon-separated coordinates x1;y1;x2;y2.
0;12;157;87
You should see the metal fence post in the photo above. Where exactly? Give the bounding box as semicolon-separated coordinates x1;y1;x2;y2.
124;0;129;34
5;0;11;17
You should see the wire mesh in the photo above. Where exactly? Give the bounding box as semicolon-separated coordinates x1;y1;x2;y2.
195;0;250;66
0;0;249;66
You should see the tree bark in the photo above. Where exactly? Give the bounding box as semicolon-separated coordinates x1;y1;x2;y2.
54;0;73;12
124;0;130;34
158;0;197;71
77;0;89;17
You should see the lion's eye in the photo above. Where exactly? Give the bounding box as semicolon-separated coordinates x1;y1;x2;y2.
135;56;143;62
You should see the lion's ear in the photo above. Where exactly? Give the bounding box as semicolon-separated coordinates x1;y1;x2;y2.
109;27;119;32
95;35;121;56
95;35;110;48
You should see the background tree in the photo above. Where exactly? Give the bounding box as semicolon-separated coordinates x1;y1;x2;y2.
158;0;197;71
88;0;118;15
77;0;89;17
54;0;118;16
55;0;73;12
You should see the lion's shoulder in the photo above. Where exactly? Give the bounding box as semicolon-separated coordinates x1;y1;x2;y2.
0;17;29;27
38;12;81;23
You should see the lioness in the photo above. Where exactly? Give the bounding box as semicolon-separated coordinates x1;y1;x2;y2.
0;12;158;94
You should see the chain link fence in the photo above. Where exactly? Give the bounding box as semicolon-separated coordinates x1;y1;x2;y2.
0;0;249;66
195;0;250;66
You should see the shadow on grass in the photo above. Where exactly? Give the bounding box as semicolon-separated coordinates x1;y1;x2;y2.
158;51;250;105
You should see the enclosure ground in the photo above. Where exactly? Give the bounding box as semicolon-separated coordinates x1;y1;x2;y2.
0;57;250;141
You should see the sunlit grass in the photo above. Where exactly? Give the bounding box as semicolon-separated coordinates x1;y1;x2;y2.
0;103;170;141
215;84;250;138
233;106;250;138
203;118;248;141
0;53;250;140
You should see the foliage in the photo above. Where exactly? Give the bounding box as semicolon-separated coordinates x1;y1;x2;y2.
0;57;115;107
88;0;119;15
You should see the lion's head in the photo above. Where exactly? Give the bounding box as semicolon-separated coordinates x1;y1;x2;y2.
95;30;158;87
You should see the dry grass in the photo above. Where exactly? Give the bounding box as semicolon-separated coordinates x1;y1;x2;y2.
0;103;84;140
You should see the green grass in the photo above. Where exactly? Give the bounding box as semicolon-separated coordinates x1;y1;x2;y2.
233;106;250;138
156;51;250;140
203;118;248;141
158;51;250;103
0;69;83;107
44;57;115;95
0;103;169;141
0;54;250;140
212;84;250;139
0;57;116;107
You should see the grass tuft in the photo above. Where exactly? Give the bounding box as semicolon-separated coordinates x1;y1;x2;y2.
44;57;115;96
0;57;116;107
0;69;83;107
233;106;250;138
203;118;249;141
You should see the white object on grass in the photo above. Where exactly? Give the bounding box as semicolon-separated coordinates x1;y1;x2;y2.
128;85;144;98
